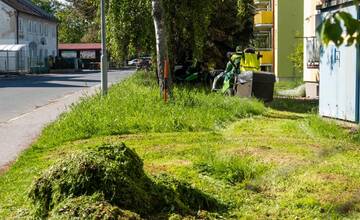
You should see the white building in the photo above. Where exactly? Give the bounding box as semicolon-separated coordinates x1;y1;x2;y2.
0;0;58;73
303;0;321;98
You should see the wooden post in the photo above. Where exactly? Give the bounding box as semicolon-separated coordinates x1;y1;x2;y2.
163;59;169;102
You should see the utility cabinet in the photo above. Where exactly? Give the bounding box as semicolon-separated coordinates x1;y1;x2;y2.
319;3;360;123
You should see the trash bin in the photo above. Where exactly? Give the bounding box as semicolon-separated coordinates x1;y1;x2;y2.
235;71;253;98
252;71;276;102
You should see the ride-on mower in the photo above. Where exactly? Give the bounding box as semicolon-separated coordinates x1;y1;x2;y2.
212;47;276;102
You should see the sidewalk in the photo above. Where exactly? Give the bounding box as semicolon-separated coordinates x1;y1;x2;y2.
0;85;102;170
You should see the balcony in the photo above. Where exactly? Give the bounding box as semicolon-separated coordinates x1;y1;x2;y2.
259;50;273;66
254;11;273;28
316;0;353;10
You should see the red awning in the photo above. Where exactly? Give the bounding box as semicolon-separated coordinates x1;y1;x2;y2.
59;43;101;50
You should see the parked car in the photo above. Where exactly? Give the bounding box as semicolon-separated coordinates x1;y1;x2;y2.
128;59;140;66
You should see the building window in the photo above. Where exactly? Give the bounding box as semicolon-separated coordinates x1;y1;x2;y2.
80;50;96;59
44;25;48;36
61;51;77;58
255;0;272;12
19;19;23;32
19;18;24;39
306;37;320;69
32;22;37;33
253;31;272;50
28;21;32;32
52;26;56;38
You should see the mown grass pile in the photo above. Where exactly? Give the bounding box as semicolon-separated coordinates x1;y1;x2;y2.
50;194;141;220
35;71;265;148
29;144;223;219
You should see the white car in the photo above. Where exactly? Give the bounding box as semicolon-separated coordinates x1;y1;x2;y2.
128;59;140;66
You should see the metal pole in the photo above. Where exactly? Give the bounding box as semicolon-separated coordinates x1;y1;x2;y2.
101;0;108;95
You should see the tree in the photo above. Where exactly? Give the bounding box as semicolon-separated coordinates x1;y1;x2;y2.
107;0;154;63
105;0;256;99
40;0;254;98
319;0;360;46
56;7;88;43
31;0;60;14
106;0;254;66
32;0;86;43
152;0;170;99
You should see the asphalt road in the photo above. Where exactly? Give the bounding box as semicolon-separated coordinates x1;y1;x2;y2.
0;69;134;168
0;70;133;123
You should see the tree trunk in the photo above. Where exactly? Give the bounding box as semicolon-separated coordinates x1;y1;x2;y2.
152;0;171;100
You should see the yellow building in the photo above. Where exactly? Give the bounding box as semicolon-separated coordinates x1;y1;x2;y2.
253;0;304;80
253;0;273;72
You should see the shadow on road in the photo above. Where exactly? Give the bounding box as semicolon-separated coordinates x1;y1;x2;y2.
0;73;101;88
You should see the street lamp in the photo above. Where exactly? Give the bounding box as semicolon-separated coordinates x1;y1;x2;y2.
100;0;108;95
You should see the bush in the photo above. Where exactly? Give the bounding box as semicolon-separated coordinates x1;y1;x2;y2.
29;144;223;218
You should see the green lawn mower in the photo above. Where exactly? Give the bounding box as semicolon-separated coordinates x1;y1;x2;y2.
212;48;276;102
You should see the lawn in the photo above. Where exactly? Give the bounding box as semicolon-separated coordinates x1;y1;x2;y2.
0;72;359;219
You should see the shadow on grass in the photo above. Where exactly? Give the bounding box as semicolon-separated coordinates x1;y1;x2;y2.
334;190;360;217
267;97;319;114
264;111;306;120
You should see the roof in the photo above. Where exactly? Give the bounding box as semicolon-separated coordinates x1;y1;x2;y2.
0;44;26;52
59;43;102;50
1;0;57;22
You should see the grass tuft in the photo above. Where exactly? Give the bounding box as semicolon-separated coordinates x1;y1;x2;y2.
304;115;348;140
194;148;268;185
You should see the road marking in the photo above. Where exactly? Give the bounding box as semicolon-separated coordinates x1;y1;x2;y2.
7;112;33;122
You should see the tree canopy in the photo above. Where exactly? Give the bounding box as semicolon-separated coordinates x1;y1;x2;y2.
33;0;255;68
107;0;254;68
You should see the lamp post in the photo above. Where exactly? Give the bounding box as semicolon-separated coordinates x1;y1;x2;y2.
100;0;108;95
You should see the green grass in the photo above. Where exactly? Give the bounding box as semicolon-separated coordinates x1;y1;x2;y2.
194;148;269;185
34;72;265;148
1;72;360;219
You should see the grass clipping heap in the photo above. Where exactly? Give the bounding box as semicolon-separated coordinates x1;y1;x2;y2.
29;144;222;219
